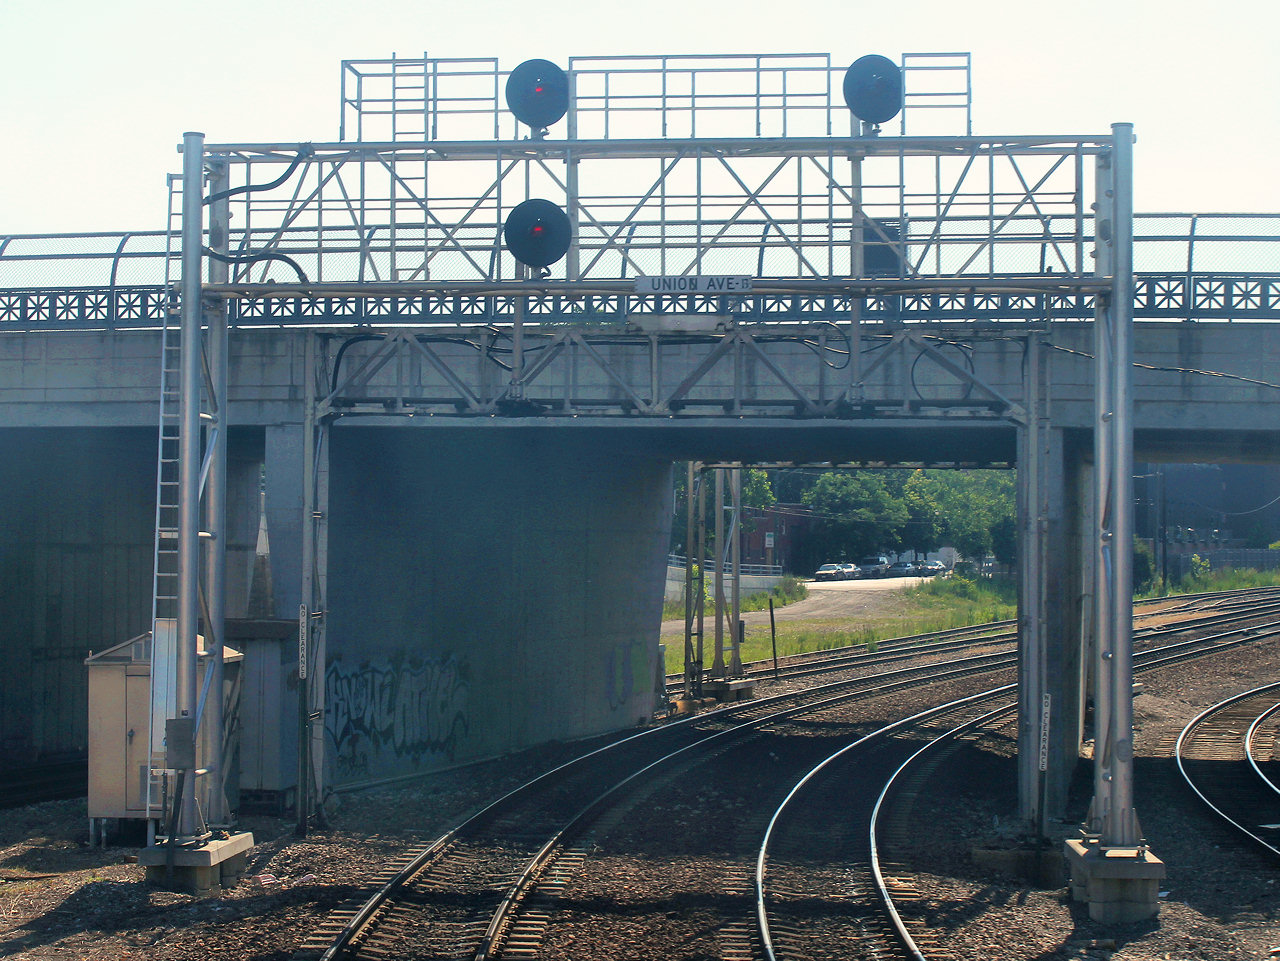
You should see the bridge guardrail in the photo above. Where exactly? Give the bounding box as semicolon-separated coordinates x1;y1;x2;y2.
2;215;1279;330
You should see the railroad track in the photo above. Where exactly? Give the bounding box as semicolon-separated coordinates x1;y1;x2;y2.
297;639;1023;960
739;604;1280;960
1176;681;1280;857
665;585;1280;696
0;759;87;809
299;591;1280;961
757;685;1017;961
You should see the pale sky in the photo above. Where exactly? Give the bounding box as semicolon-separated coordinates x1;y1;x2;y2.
3;0;1277;235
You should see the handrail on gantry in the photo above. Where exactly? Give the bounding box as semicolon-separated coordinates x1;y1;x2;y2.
2;213;1277;291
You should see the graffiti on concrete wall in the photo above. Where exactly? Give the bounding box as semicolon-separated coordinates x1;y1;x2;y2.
326;653;470;775
605;638;651;711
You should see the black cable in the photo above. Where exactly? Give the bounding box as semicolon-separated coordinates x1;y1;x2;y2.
203;247;309;284
331;334;387;394
204;145;314;205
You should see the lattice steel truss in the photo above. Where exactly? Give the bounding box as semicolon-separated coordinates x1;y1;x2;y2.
129;52;1155;854
200;53;1097;291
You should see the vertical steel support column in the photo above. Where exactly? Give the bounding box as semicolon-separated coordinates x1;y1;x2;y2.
729;467;743;677
202;159;230;827
695;468;706;697
849;153;865;401
296;335;330;834
176;132;205;837
293;335;327;834
1088;144;1115;836
1089;125;1140;846
310;382;330;830
683;462;697;699
1103;123;1139;847
712;468;726;679
565;66;580;282
1017;333;1047;833
510;264;527;399
298;333;319;836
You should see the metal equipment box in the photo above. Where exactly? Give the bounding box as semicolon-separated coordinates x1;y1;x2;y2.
226;619;299;812
85;634;242;827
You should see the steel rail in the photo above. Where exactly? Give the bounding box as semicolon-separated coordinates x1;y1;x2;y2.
758;612;1280;959
315;646;1022;959
664;587;1280;696
476;648;1029;960
1175;679;1280;858
665;621;1017;694
869;699;1018;961
756;683;1016;961
1245;699;1280;795
315;591;1280;959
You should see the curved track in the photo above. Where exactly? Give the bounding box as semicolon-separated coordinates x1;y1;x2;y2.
1176;681;1280;857
756;606;1280;961
301;588;1280;961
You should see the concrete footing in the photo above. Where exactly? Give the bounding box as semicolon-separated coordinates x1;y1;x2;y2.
702;678;757;702
1064;837;1165;923
138;832;255;897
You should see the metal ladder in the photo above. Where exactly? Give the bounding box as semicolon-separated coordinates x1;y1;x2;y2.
153;173;184;633
145;170;194;825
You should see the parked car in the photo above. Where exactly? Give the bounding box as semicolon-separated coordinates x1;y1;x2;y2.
887;560;919;577
814;563;845;581
840;563;861;579
858;554;890;577
919;559;948;576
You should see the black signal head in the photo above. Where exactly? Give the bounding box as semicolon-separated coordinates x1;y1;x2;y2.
505;59;569;130
503;199;571;269
843;55;903;127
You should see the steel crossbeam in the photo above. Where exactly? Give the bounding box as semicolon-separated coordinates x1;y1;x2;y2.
310;321;1034;422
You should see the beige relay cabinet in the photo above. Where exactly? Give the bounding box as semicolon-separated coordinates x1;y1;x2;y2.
85;633;241;834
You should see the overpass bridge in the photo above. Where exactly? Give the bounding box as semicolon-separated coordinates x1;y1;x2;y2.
2;51;1278;914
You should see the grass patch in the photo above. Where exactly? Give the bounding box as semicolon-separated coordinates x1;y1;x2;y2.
664;567;1280;674
662;574;807;622
662;574;1014;674
1141;564;1280;598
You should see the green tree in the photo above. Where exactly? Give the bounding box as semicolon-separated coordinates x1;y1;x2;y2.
1132;537;1156;592
800;471;908;564
990;514;1017;569
899;469;946;558
931;470;1016;565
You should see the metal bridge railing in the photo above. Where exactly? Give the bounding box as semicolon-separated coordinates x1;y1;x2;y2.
667;554;784;578
5;214;1278;291
3;213;1280;330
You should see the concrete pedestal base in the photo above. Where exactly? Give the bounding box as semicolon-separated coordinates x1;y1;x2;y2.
702;678;757;702
1064;838;1165;923
139;832;255;897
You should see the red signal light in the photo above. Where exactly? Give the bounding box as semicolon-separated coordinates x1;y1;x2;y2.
506;59;568;129
503;198;570;268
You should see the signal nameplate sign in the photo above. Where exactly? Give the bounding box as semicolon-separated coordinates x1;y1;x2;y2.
635;275;753;294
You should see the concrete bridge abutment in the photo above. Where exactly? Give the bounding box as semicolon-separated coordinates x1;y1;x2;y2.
1018;426;1091;826
319;425;674;784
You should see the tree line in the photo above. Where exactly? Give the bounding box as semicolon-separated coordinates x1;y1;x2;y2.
673;466;1017;574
